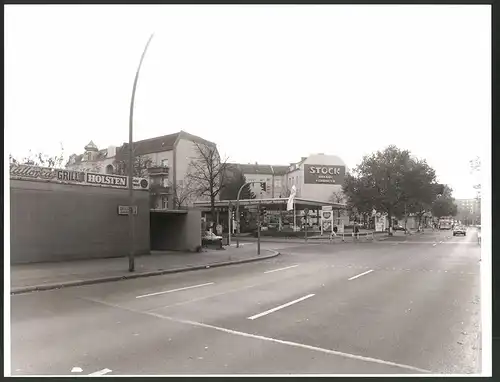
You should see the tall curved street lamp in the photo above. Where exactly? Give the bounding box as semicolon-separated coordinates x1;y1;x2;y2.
128;33;154;272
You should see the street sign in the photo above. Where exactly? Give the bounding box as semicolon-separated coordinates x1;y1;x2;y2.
118;205;138;215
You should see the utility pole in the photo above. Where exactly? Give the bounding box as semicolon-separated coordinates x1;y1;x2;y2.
304;208;309;242
128;33;154;272
257;201;261;255
235;181;259;248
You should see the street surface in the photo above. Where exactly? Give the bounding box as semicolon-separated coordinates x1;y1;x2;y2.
10;229;482;375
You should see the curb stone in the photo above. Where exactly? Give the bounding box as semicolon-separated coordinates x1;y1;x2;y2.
11;249;280;295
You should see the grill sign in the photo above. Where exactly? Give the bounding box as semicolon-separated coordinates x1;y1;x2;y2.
304;165;345;185
86;173;127;187
10;164;149;190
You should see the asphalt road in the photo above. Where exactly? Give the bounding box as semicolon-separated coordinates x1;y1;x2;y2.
10;229;482;376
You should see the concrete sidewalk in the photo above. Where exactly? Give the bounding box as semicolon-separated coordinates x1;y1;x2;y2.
10;245;279;294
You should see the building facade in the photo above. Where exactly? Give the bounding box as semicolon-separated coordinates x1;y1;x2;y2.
66;131;217;210
229;153;347;202
456;198;481;225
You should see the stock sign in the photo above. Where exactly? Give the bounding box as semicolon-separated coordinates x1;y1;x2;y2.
303;165;345;185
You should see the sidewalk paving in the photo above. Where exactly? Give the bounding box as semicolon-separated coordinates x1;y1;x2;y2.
10;245;279;294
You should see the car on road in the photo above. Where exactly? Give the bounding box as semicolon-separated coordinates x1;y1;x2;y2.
453;225;467;236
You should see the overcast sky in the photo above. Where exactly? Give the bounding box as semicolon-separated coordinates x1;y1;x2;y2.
5;5;489;199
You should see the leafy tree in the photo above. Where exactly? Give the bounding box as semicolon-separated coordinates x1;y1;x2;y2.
220;168;255;201
432;196;458;219
399;158;437;226
186;142;228;221
343;145;441;234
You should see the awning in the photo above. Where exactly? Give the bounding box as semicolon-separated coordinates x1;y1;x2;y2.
192;197;347;211
150;209;188;214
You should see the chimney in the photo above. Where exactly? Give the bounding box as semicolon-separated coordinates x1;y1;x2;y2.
107;145;116;158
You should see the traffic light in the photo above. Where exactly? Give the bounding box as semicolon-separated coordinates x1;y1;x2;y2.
260;206;267;217
260;182;266;192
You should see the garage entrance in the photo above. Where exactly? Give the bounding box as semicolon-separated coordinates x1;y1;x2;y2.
150;209;202;252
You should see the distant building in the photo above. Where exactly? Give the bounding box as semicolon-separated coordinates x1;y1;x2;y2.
66;131;217;210
456;198;481;225
229;153;347;202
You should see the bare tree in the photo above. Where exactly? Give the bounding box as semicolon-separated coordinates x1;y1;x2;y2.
329;190;345;218
186;142;228;221
173;178;196;209
10;144;66;168
115;155;152;177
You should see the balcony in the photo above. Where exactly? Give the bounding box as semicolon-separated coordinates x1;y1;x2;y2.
147;165;170;176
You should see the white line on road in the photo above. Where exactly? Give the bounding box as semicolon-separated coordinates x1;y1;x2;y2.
348;269;374;281
264;264;299;274
89;368;112;376
86;297;432;374
432;243;437;246
248;294;315;320
158;314;432;373
136;282;215;299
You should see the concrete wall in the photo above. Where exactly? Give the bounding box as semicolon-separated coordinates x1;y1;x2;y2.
10;179;150;264
150;209;202;251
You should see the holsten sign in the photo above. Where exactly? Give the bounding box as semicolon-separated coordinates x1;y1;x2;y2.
304;164;346;185
10;164;149;190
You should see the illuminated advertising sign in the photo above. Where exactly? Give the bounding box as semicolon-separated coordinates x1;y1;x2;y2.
303;164;346;185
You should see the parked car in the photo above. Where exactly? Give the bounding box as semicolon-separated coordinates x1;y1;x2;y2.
453;225;467;236
202;231;223;248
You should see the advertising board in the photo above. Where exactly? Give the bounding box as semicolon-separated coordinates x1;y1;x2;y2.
10;164;149;190
303;164;346;185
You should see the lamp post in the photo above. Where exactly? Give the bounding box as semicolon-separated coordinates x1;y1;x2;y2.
128;33;154;272
235;181;259;248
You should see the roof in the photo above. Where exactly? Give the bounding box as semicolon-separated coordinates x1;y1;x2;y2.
229;163;290;175
116;130;215;161
193;197;347;210
68;131;215;164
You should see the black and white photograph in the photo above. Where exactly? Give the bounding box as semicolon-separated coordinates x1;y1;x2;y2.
4;4;491;377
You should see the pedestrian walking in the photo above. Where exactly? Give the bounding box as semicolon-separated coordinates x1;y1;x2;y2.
353;223;360;241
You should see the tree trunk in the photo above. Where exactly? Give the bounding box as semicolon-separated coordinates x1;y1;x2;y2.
210;196;216;224
388;208;393;236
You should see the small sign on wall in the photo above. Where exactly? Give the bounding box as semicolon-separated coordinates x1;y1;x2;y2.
118;205;138;215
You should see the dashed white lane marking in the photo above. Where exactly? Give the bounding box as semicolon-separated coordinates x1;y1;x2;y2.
264;264;299;274
348;269;374;281
432;243;437;246
248;294;315;320
89;368;112;376
136;282;215;299
86;297;432;374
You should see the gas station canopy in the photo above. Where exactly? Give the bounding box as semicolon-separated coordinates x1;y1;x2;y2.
193;197;347;211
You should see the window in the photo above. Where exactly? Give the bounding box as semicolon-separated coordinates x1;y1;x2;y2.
105;165;113;174
161;196;168;209
162;177;169;188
